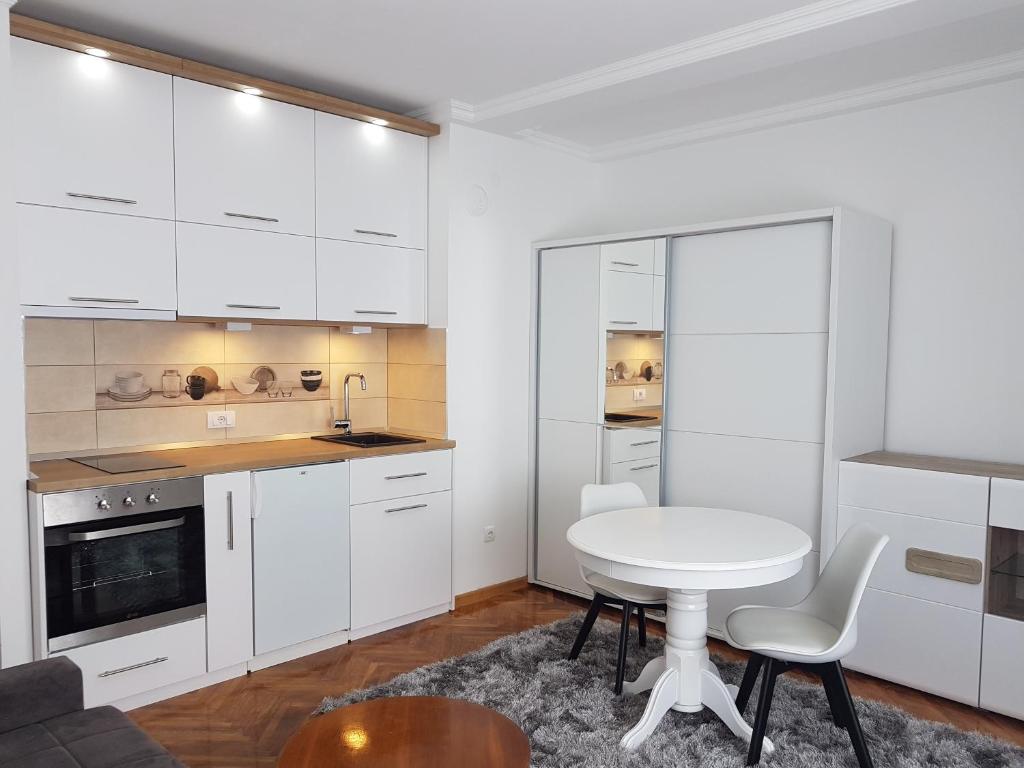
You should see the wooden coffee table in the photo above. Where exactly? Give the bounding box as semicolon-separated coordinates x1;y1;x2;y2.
277;696;531;767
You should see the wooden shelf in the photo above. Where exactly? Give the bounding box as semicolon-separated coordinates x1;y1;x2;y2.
96;388;331;410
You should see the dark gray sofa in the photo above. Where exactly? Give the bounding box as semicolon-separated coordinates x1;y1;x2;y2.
0;656;185;767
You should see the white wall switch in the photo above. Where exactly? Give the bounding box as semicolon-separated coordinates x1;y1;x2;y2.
633;387;647;402
207;411;236;428
483;525;496;543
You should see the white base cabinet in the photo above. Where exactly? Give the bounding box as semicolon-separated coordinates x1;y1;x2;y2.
350;491;452;630
203;473;254;672
349;450;453;635
55;618;207;708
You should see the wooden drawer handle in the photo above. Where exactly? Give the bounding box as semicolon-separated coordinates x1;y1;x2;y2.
905;547;983;584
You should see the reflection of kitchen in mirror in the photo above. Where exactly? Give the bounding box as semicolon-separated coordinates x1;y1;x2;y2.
604;331;664;426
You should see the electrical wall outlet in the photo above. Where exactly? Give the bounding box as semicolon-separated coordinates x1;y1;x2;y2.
483;525;496;543
633;387;647;402
207;411;236;428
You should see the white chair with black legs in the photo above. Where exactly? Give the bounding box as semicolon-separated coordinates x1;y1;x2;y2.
567;482;667;695
723;522;889;767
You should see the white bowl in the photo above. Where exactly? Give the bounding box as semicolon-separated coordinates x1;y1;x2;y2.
115;370;144;394
232;377;259;396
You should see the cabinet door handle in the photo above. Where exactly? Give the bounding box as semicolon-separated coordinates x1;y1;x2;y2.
609;320;638;325
226;490;235;551
629;440;659;447
66;192;137;205
385;472;427;480
905;548;983;584
353;310;399;316
69;296;141;304
225;303;281;310
354;229;398;238
385;503;428;514
629;463;658;472
610;260;640;267
224;211;279;223
98;656;169;677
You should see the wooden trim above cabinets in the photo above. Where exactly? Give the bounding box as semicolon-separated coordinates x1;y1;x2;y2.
9;13;441;138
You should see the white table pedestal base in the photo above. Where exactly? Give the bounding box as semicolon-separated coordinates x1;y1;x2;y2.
619;590;774;754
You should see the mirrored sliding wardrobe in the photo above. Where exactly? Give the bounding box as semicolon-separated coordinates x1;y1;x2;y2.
529;208;893;633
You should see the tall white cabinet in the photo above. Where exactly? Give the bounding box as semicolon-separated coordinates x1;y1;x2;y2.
533;241;667;596
530;209;892;620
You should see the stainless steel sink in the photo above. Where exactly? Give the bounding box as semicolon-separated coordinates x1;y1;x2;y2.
312;432;427;448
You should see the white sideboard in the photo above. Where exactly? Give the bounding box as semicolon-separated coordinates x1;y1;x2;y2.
839;452;1024;719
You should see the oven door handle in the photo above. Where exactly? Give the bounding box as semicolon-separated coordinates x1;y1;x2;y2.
66;517;185;543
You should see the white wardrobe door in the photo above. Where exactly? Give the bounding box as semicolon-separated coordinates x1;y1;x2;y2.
666;333;827;443
663;431;824;549
670;221;831;334
535;418;599;595
537;246;601;424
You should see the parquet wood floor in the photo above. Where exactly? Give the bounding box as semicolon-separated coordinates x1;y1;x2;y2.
131;586;1024;766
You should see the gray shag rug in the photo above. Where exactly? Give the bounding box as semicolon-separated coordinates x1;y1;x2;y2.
318;616;1024;767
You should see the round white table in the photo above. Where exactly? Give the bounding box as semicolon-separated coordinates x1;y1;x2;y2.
567;506;811;752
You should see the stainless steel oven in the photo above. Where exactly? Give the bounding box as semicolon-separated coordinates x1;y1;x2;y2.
41;477;206;652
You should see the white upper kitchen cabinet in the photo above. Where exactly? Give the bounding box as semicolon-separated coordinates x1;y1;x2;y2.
173;78;314;236
605;270;655;330
316;239;425;324
176;223;316;320
315;112;427;249
17;205;176;318
12;39;174;220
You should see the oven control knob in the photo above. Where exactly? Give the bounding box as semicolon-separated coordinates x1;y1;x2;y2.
97;498;111;510
145;493;159;505
122;495;136;508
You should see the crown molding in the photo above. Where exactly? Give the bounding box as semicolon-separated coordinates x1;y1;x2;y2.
516;128;592;160
470;0;918;123
521;48;1024;163
407;99;475;124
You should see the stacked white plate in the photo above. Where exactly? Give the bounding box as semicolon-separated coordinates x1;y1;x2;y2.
107;385;152;402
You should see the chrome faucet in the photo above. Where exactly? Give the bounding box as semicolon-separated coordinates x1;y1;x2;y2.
333;372;367;434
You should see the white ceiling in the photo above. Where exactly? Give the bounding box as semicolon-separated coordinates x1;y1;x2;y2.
12;0;1024;160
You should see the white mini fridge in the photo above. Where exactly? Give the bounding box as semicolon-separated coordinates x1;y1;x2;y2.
251;462;350;655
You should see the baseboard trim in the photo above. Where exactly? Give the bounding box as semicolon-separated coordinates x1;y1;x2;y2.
454;576;530;609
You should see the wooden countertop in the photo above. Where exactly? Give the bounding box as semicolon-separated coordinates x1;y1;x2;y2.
28;436;456;493
846;451;1024;481
604;407;662;429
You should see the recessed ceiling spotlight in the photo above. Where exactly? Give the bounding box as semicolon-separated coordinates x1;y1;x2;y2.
241;86;263;96
83;47;110;58
369;117;389;127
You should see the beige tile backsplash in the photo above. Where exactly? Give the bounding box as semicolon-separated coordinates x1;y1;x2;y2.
24;320;447;457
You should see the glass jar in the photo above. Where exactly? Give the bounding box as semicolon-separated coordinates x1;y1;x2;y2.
162;369;181;398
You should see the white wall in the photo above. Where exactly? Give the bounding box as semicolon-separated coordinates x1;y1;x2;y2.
0;2;33;666
445;124;603;594
596;79;1024;465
